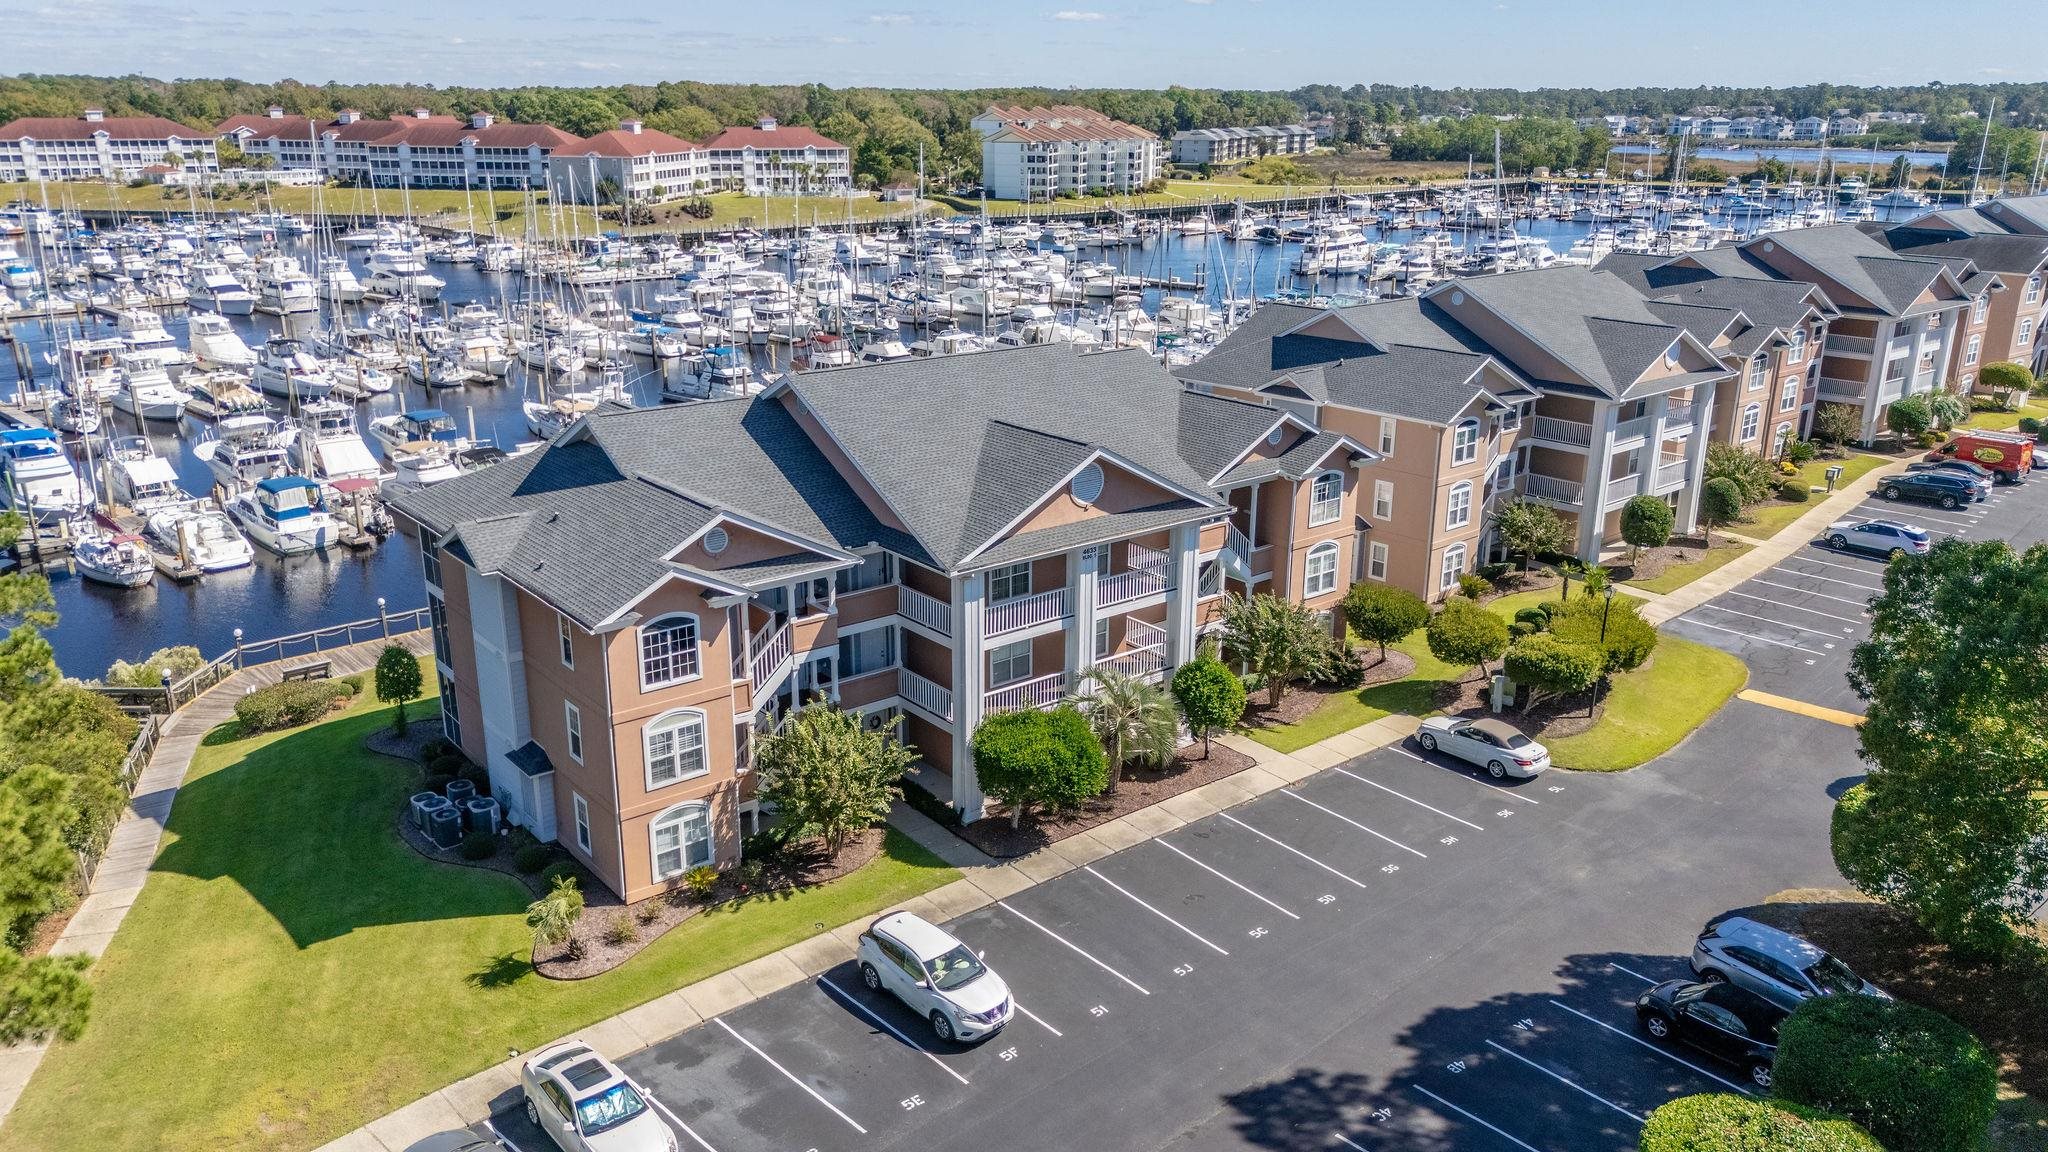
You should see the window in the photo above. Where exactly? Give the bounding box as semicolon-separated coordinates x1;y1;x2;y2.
1372;479;1393;520
429;594;451;667
557;613;574;668
650;802;713;879
1445;481;1473;529
573;794;590;854
1739;404;1761;442
2021;318;2036;346
644;709;708;788
989;640;1032;687
1786;328;1806;364
438;673;460;747
1747;354;1768;391
420;526;442;587
1773;423;1792;458
1780;381;1799;412
638;614;700;689
1965;333;1982;365
1308;471;1344;526
836;626;897;679
1303;542;1340;597
1378;416;1396;455
1367;540;1388;581
1451;420;1480;465
1093;618;1110;659
987;562;1031;604
564;701;583;763
835;552;895;593
1973;293;1990;324
1494;452;1517;487
1439;543;1467;594
1498;405;1521;432
2030;275;2042;305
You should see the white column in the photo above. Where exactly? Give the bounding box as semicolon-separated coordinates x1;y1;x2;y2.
464;568;533;824
1246;480;1262;547
1162;524;1201;668
1066;549;1099;682
1575;404;1620;558
948;573;987;822
1676;379;1717;533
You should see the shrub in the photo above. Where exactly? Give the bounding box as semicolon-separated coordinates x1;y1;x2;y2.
459;830;498;860
1701;477;1743;543
1619;494;1675;561
374;645;424;736
336;673;363;696
524;874;584;951
420;737;456;761
1510;620;1538;637
1170;651;1247;757
1456;572;1492;600
1928;391;1968;431
973;707;1110;829
1503;634;1603;711
682;864;719;900
421;773;456;796
634;900;662;926
1811;402;1862;446
600;913;637;947
1772;994;1999;1152
1885;393;1934;440
232;680;352;732
1976;359;2034;398
1778;460;1800;476
1786;439;1819;464
1476;561;1511;583
1640;1094;1882;1152
1546;594;1659;675
457;762;491;790
513;841;554;873
540;861;581;891
1778;481;1811;503
1705;442;1778;506
753;701;912;851
1425;598;1510;680
1513;606;1550;631
1314;640;1369;690
2019;415;2043;437
1342;584;1430;659
103;645;206;688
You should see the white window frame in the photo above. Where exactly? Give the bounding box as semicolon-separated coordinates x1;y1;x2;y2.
989;639;1032;688
564;700;583;764
2029;275;2042;305
643;708;709;790
638;613;701;690
1439;543;1467;594
1308;470;1344;526
1748;354;1768;391
1965;333;1981;365
1303;541;1340;598
1740;403;1761;442
1372;479;1393;520
557;612;575;669
1786;328;1806;363
650;801;713;880
1773;422;1792;458
573;793;591;854
1093;618;1110;659
1367;540;1388;581
1445;481;1473;530
1973;294;1990;324
2021;318;2036;347
1779;382;1799;412
987;562;1031;604
1378;416;1396;455
1450;419;1480;466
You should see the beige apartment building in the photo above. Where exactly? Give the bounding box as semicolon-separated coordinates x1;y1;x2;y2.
392;344;1376;902
1867;205;2048;385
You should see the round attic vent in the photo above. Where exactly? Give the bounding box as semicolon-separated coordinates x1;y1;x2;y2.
703;527;729;555
1266;426;1284;446
1990;202;2004;214
1762;241;1775;253
1449;290;1466;306
1071;462;1105;505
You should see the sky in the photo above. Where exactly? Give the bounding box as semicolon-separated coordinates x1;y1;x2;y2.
5;0;2046;92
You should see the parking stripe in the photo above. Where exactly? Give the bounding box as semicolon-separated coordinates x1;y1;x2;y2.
816;975;972;1085
1857;502;1980;522
1744;577;1875;609
1674;616;1822;652
482;1118;534;1152
1691;603;1849;639
1217;812;1374;888
1608;962;1659;985
996;900;1152;994
1407;1085;1544;1152
1547;1000;1754;1096
1484;1039;1645;1122
630;1078;724;1152
1155;839;1301;920
1393;748;1540;803
1771;567;1885;592
1331;765;1485;831
712;1018;870;1133
1332;1134;1370;1151
1283;789;1429;858
1717;590;1865;626
1012;1000;1063;1037
1789;554;1890;579
1083;865;1232;956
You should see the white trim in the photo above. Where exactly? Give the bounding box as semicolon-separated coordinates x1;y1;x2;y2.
1378;415;1397;455
1367;540;1388;581
637;612;703;691
1445;480;1473;530
649;800;714;880
563;700;584;764
1307;469;1345;526
1202;410;1312;485
557;611;575;669
1372;478;1394;521
1303;540;1340;597
572;793;591;853
1439;542;1468;593
1450;418;1481;466
643;707;710;790
957;445;1228;567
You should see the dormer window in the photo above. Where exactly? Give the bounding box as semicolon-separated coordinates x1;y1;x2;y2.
639;614;701;690
1451;419;1481;466
1308;471;1344;526
1748;353;1769;391
1786;329;1806;363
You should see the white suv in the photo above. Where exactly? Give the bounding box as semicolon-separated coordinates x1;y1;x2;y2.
519;1040;676;1152
857;911;1013;1043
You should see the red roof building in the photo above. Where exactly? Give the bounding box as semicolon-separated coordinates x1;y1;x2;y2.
215;107;582;189
0;110;220;181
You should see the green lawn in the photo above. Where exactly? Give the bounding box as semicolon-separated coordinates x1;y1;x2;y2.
1964;397;2048;432
1621;541;1753;595
1738;454;1891;540
1538;634;1747;771
0;690;957;1152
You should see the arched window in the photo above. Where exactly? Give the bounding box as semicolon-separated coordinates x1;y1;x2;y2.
650;801;713;880
1303;541;1340;598
1451;419;1480;466
2029;275;2042;305
1748;353;1768;391
1445;481;1473;529
1439;543;1467;594
1773;423;1792;458
644;709;708;789
639;613;701;690
1308;470;1344;526
1787;328;1807;364
1739;404;1762;442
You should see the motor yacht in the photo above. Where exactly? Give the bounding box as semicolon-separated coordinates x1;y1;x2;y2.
225;475;336;556
187;311;258;370
144;500;254;572
186;259;254;314
1;428;86;524
193;414;291;492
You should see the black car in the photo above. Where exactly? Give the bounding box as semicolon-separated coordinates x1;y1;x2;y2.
1877;470;1988;510
1635;979;1786;1090
1905;458;1996;483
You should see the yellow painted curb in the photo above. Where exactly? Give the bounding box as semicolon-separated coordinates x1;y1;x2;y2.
1737;688;1863;728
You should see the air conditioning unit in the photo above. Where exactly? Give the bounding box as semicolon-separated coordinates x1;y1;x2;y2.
427;806;463;849
445;778;477;805
465;796;501;836
409;791;441;830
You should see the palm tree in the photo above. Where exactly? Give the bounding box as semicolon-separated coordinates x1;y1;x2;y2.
1065;667;1179;791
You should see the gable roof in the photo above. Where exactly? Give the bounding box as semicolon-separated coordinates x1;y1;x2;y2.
1867;225;2048;276
1738;224;1964;316
1976;194;2048;235
699;124;844;151
1426;266;1712;396
1175;390;1288;484
570;127;698;158
2;115;202;141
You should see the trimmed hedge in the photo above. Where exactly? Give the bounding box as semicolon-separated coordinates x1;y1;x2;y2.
1545;594;1658;675
232;679;357;733
1641;1094;1882;1152
1777;481;1812;503
513;842;554;874
1772;993;1998;1152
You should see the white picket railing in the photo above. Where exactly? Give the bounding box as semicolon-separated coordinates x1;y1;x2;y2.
984;671;1068;714
1523;473;1585;505
985;587;1069;637
897;584;952;637
1613;414;1656;442
1655;457;1689;491
1097;645;1165;680
899;667;954;722
1128;540;1169;573
1126;616;1167;651
1529;415;1594;446
1225;522;1252;567
748;621;793;693
1098;565;1168;607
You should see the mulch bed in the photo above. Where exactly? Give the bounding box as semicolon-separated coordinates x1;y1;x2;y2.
1432;653;1657;743
1240;649;1418;730
1603;534;1736;583
955;741;1258;859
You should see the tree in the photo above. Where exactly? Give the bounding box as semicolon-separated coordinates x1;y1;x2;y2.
1700;478;1743;546
373;645;423;736
1425;598;1509;681
1618;495;1674;562
1065;668;1178;790
1219;592;1333;707
1341;583;1429;660
1503;634;1603;713
1838;538;2048;957
973;707;1108;829
1546;594;1658;675
103;645;205;688
1490;499;1572;575
1773;994;1998;1152
1170;652;1244;759
524;873;584;952
1927;391;1968;431
0;764;77;942
1704;441;1778;506
1811;402;1862;447
1640;1094;1881;1152
1977;359;2035;404
1884;393;1933;440
753;702;911;852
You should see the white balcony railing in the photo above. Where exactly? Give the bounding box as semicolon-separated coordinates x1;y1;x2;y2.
1603;471;1645;507
897;584;952;638
1655;458;1689;491
1664;400;1697;429
985;670;1068;714
1529;415;1594;446
1097;644;1165;680
749;620;794;694
1817;377;1869;404
1128;540;1169;574
985;587;1070;637
1613;414;1656;442
1825;334;1876;357
899;667;953;723
1098;566;1169;607
1523;473;1584;505
1225;522;1252;568
1126;616;1168;651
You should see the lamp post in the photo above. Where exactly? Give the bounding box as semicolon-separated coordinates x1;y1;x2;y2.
1594;583;1616;715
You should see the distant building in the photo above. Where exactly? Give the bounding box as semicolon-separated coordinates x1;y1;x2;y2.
0;109;218;182
973;104;1162;201
1305;114;1337;142
1169;125;1315;166
214;107;579;189
546;121;708;204
697;118;851;196
1793;116;1830;140
1829;116;1868;137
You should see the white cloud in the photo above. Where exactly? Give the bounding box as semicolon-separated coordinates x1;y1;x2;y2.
1052;9;1106;19
866;12;913;23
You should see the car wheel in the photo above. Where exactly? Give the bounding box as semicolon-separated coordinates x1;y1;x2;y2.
930;1010;956;1043
1939;494;1958;509
1829;533;1850;550
1699;968;1727;984
1750;1062;1774;1090
1640;1011;1673;1040
860;963;882;992
525;1099;541;1127
1487;759;1509;779
1881;485;1900;500
1418;732;1438;752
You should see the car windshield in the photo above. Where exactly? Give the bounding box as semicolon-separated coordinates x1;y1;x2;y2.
1805;954;1864;996
574;1082;648;1135
923;944;986;992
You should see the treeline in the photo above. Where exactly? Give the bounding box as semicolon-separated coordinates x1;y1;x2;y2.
1388;116;1611;173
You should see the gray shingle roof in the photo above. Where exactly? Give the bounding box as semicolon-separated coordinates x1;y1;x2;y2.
1977;194;2048;235
1434;267;1697;395
1740;225;1952;315
1869;226;2048;275
1177;391;1286;483
968;502;1214;568
1217;430;1354;487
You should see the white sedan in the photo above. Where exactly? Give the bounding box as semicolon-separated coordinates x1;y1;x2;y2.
1416;716;1550;778
520;1040;676;1152
858;911;1013;1042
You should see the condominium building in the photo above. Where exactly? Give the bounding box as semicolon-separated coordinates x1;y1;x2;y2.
0;110;218;182
697;118;851;195
546;121;709;203
214;107;580;189
1869;198;2048;381
1170;125;1316;166
973;105;1163;201
388;343;1377;901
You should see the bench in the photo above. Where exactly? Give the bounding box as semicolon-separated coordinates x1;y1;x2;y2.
280;660;332;684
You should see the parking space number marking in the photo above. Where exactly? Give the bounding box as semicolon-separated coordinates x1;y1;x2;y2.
998;1047;1018;1062
1446;1060;1467;1074
1381;864;1400;873
1317;894;1336;904
1173;963;1195;976
902;1095;925;1111
1247;926;1269;938
1440;836;1458;845
1090;1005;1108;1017
1497;809;1515;818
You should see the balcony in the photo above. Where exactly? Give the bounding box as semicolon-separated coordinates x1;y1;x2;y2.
897;584;952;638
1654;456;1689;492
1817;377;1868;404
899;667;954;723
1663;400;1697;430
1099;566;1169;608
1529;415;1594;448
985;671;1068;714
748;620;794;696
1097;644;1165;681
1825;334;1876;357
1603;471;1645;507
1613;413;1656;442
985;587;1070;638
1523;473;1584;506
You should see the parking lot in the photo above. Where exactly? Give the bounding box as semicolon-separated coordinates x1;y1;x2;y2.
479;693;1854;1152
